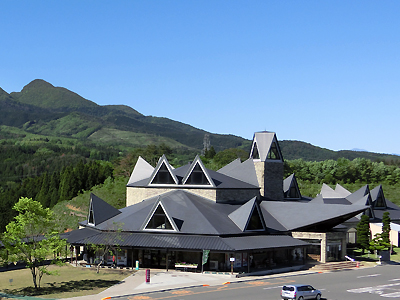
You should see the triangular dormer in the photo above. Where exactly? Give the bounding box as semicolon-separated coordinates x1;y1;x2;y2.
88;201;94;225
283;174;301;200
142;200;177;231
182;155;215;187
371;185;387;209
87;193;121;227
250;131;283;162
148;155;179;185
229;197;265;231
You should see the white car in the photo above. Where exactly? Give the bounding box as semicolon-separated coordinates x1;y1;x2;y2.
281;284;322;300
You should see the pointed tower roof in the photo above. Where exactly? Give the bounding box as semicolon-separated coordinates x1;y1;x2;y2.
283;173;302;199
87;193;121;226
127;156;154;186
249;131;283;162
148;155;179;185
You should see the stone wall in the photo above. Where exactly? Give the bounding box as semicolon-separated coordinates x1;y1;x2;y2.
254;160;283;200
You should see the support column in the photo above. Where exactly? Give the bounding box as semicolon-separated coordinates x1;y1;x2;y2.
341;236;347;260
320;233;327;263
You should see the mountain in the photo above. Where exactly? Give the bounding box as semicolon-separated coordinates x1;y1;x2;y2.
0;80;249;151
1;79;399;164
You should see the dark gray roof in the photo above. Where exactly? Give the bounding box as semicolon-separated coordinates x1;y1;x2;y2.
346;185;371;204
127;157;259;190
68;227;308;251
90;193;121;226
228;197;258;231
93;190;245;235
260;201;369;231
217;159;259;187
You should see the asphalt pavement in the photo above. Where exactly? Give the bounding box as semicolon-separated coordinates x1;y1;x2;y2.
61;265;327;300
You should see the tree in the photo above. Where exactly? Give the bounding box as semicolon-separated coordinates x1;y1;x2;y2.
356;214;371;254
382;211;391;245
369;233;391;253
85;221;124;273
1;197;67;289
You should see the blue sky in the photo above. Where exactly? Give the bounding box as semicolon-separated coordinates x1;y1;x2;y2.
1;1;399;155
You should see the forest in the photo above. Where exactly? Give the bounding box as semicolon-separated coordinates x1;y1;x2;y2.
1;141;400;232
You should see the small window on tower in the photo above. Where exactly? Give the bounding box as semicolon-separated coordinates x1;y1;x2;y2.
267;142;281;160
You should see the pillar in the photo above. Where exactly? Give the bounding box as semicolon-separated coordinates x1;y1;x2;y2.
320;233;327;263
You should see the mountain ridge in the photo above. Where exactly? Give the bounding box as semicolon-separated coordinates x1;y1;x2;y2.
1;79;399;163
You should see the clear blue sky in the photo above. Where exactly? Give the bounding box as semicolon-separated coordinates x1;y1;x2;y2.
1;1;399;155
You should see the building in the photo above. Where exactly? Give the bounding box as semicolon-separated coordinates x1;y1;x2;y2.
68;131;372;272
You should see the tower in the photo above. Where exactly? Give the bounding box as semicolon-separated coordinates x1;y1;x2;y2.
249;131;284;200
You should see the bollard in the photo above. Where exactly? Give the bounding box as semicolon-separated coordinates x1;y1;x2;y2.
356;261;359;268
145;269;150;283
135;260;139;270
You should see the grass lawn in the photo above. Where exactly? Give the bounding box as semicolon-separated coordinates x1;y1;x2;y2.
0;263;135;299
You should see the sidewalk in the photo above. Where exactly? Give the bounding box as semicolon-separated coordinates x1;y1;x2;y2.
62;266;320;300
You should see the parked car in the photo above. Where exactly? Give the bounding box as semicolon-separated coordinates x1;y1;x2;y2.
281;284;322;300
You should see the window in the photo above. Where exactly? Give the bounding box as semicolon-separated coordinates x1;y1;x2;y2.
251;143;260;159
288;185;299;198
267;142;281;160
185;163;210;185
145;205;173;230
374;194;386;208
88;204;94;225
246;206;264;231
151;163;175;184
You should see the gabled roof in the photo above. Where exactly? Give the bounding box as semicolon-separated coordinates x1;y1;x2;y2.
283;174;302;199
68;228;309;251
370;185;387;209
320;183;339;198
147;155;179;185
217;158;259;186
127;156;154;185
94;190;246;235
182;155;215;187
87;193;121;226
128;156;259;190
260;200;369;231
335;184;351;198
228;197;265;231
346;185;372;207
308;194;325;204
249;131;283;162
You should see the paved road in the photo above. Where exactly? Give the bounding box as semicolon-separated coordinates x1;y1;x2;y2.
109;264;400;300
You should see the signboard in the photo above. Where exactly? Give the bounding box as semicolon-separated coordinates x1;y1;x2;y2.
230;257;235;262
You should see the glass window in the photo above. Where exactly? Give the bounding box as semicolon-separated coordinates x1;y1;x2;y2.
151;163;175;184
146;205;173;230
186;163;210;185
267;142;281;160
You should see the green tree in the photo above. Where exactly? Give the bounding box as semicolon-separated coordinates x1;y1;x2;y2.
369;233;391;252
382;211;391;245
0;197;67;289
356;214;371;254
